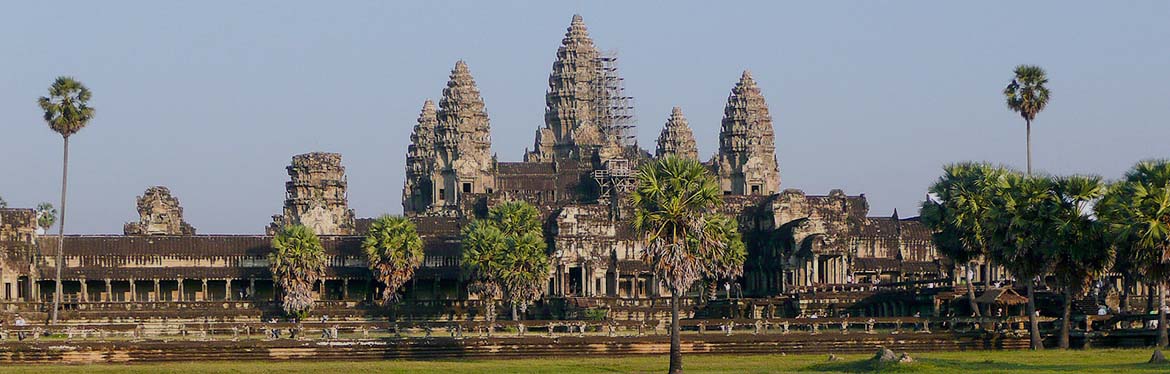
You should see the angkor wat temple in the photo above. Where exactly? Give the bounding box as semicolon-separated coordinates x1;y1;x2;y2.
0;15;952;320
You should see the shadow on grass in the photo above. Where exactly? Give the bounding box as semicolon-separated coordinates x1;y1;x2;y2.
806;356;1167;374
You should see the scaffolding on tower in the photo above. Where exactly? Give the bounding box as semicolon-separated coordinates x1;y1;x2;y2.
592;50;637;147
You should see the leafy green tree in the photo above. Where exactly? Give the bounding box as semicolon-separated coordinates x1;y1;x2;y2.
270;225;327;317
0;195;7;208
986;172;1057;350
1046;176;1112;349
362;215;424;304
461;201;550;321
38;76;95;324
632;156;745;374
1003;65;1051;175
920;162;1008;317
35;203;57;232
1097;160;1170;350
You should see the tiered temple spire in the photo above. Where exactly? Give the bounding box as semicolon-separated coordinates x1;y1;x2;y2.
526;14;611;162
655;107;698;161
432;60;494;207
403;100;437;214
713;70;781;195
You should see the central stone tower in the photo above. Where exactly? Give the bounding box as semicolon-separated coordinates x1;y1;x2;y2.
268;152;356;235
124;186;196;235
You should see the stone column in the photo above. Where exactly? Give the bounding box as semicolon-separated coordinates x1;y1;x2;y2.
201;279;208;301
342;278;350;300
249;278;256;300
319;279;326;300
177;279;184;302
79;278;88;302
225;279;232;301
153;279;160;302
129;280;137;302
105;279;112;302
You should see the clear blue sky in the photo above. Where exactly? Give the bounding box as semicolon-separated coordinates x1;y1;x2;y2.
2;1;1168;234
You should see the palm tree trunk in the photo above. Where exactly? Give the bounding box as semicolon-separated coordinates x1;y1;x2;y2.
1025;119;1032;175
1159;282;1167;348
512;303;518;321
669;292;683;374
1060;288;1072;349
1026;278;1043;350
966;264;980;317
51;136;69;324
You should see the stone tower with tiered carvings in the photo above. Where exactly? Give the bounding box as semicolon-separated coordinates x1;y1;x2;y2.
430;61;495;209
655;107;699;161
124;186;196;235
713;71;781;195
268;152;356;235
403;99;438;214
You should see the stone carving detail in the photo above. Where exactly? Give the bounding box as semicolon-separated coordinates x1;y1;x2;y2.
404;99;438;214
124;186;196;236
714;70;781;196
655;107;699;160
268;152;356;235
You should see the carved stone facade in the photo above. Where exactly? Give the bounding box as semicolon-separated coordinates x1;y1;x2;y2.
713;71;781;196
1;208;37;301
268;152;356;235
124;186;196;236
655;107;699;160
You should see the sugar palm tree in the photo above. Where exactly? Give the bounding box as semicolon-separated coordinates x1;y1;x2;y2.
986;172;1055;350
36;203;57;233
270;225;327;317
1097;160;1170;351
698;214;746;300
1046;175;1111;349
920;162;1008;316
1003;65;1050;175
632;156;743;374
499;231;550;320
461;201;550;321
38;76;95;324
461;220;507;324
362;215;424;304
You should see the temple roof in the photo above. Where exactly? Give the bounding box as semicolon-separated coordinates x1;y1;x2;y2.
656;107;699;160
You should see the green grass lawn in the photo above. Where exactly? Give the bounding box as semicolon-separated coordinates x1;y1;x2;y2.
3;349;1167;373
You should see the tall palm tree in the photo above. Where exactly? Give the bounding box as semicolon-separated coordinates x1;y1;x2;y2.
36;203;57;233
362;215;424;304
270;225;327;317
1046;175;1111;349
1003;65;1050;175
461;220;507;323
632;156;743;374
920;162;1008;316
489;201;542;237
1097;160;1170;351
986;172;1055;350
38;76;95;324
